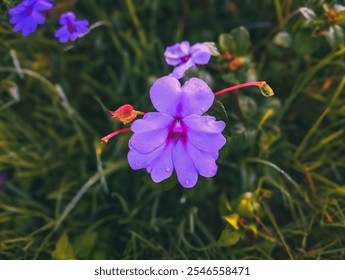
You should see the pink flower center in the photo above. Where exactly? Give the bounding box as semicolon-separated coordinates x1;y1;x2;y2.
167;118;187;144
24;6;33;16
67;22;76;33
180;54;191;63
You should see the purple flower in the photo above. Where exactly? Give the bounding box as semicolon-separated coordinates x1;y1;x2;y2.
164;41;212;79
0;174;7;191
127;76;226;188
0;174;6;183
54;12;89;43
8;0;53;36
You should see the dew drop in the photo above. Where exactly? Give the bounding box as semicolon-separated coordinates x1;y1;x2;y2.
185;179;190;185
165;166;171;172
259;83;274;97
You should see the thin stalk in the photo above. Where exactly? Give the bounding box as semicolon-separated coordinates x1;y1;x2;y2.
101;127;131;143
214;81;266;96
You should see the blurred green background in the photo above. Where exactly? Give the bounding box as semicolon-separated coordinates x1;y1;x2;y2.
0;0;345;259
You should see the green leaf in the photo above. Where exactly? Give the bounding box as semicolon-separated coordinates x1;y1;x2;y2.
324;25;344;50
228;124;258;152
219;33;236;53
220;72;241;85
292;32;319;56
244;223;258;235
52;232;76;260
219;193;232;216
73;232;98;259
206;100;231;136
230;26;251;56
217;228;242;247
207;100;232;159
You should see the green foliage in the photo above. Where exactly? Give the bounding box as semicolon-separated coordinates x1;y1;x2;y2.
1;0;345;260
52;232;76;260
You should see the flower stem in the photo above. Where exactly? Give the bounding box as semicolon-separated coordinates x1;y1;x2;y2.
101;127;131;143
214;81;273;96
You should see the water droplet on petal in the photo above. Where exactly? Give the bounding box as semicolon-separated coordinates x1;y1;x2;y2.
259;83;274;97
185;179;190;185
165;166;171;172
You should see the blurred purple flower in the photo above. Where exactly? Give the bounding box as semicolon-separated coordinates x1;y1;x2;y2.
0;174;6;183
128;76;225;188
0;174;7;191
54;11;89;43
8;0;53;36
164;41;212;79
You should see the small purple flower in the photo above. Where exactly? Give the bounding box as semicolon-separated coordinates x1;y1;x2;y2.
54;12;89;43
128;76;226;188
0;174;7;191
164;41;212;79
8;0;53;36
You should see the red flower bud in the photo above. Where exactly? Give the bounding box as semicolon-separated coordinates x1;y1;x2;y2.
108;104;144;124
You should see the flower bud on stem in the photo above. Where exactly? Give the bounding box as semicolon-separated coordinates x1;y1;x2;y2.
109;104;145;124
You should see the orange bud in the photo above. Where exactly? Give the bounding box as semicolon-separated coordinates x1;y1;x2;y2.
327;8;339;26
108;104;144;124
223;51;233;60
228;59;243;71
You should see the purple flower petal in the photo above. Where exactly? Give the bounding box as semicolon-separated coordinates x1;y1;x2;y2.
164;41;212;79
190;43;211;65
131;112;173;133
172;141;198;188
129;128;169;154
55;12;89;43
32;11;46;25
150;76;182;116
60;12;76;25
180;78;214;116
75;20;89;34
34;1;53;11
10;15;22;24
183;115;225;134
127;144;165;170
8;0;52;36
54;27;69;43
187;142;218;178
169;59;195;80
129;113;173;154
8;1;28;15
21;17;38;36
147;143;174;183
164;41;190;66
188;130;226;153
